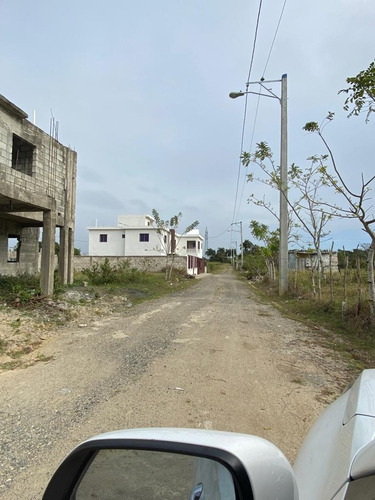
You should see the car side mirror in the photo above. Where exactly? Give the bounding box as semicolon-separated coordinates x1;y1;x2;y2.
43;428;298;500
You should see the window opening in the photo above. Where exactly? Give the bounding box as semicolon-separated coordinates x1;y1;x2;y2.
187;241;196;249
99;234;107;242
139;233;149;242
12;134;35;176
8;235;20;262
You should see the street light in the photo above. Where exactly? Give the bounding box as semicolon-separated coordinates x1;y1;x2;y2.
230;75;288;295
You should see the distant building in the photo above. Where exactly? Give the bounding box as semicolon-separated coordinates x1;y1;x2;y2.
87;214;205;275
288;250;339;272
0;94;77;294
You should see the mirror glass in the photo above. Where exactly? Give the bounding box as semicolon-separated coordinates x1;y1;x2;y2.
73;448;236;499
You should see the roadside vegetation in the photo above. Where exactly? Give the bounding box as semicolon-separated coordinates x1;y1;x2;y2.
0;260;196;370
243;262;375;374
227;60;375;374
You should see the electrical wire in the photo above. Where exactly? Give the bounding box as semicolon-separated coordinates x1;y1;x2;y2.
261;0;287;78
210;225;233;239
232;0;288;240
231;0;263;229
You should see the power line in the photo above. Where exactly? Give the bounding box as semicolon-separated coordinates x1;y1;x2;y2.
210;225;232;239
232;0;288;229
231;0;263;226
261;0;287;78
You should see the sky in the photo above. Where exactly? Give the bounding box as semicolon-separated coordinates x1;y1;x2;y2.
1;0;374;254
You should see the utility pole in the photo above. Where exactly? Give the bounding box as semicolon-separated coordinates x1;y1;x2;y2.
204;226;208;258
239;221;243;271
230;74;289;295
230;221;243;271
279;74;288;296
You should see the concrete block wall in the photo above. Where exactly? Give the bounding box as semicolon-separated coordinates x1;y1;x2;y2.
73;255;188;274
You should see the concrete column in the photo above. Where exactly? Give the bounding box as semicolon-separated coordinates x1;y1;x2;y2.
59;226;68;285
68;227;74;284
40;209;56;296
0;230;7;266
19;227;39;274
59;225;74;285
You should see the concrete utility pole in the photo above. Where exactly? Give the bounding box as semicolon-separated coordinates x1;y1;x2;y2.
230;221;243;271
279;74;288;296
230;74;289;295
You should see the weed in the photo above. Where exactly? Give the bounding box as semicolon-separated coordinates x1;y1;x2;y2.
0;273;40;304
0;361;21;370
291;377;304;385
10;318;21;329
36;353;54;363
10;349;26;359
0;338;8;354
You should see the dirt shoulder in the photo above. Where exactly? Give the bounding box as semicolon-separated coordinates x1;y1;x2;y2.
0;271;354;499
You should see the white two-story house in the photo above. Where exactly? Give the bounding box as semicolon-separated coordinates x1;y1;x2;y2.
88;215;205;274
88;215;171;257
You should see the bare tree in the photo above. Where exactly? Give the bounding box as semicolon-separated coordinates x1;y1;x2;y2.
303;117;375;316
242;143;334;295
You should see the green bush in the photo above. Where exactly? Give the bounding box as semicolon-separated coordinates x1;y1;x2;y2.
0;273;40;302
82;259;145;286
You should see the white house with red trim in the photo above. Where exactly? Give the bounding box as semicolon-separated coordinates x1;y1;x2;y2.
87;215;205;274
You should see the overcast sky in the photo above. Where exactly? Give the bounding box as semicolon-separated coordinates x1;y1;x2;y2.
1;0;374;254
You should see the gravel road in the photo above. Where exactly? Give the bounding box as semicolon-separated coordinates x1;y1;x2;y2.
0;270;352;499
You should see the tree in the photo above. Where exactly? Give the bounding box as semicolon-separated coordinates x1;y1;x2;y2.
242;143;334;291
152;209;199;280
241;239;259;255
249;220;279;281
303;115;375;316
205;247;231;263
339;60;375;122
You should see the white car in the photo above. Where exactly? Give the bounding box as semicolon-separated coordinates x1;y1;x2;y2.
43;370;375;499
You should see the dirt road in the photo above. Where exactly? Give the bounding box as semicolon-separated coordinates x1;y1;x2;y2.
0;270;352;499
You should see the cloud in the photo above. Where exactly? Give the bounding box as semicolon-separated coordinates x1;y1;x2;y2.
78;190;125;211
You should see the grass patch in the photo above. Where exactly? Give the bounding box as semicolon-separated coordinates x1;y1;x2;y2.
207;262;231;274
0;361;22;370
77;271;196;307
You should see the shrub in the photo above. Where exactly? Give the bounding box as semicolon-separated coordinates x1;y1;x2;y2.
0;273;41;302
82;259;145;286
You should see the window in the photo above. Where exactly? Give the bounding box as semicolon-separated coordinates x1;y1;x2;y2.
12;134;35;176
99;234;107;242
164;235;167;244
122;234;125;239
139;233;149;242
8;235;20;262
187;241;196;249
198;242;201;250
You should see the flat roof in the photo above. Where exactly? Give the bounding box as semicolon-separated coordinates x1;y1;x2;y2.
0;94;28;119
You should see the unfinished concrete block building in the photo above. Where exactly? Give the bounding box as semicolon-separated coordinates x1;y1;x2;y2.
0;94;77;295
